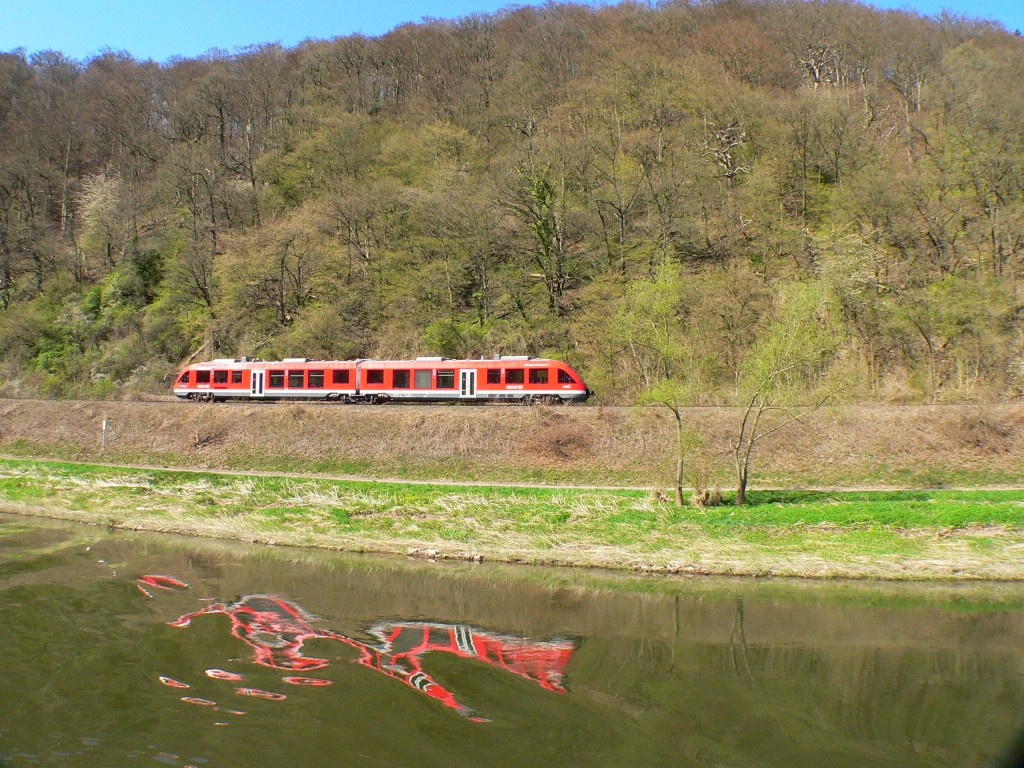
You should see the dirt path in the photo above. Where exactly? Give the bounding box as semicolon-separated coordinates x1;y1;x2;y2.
3;454;1022;495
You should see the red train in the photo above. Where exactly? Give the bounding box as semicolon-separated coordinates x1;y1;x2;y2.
173;356;592;404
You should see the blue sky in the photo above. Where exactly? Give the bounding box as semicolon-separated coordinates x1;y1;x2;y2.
1;0;1021;63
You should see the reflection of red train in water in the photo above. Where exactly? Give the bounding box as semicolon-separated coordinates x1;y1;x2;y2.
168;594;575;721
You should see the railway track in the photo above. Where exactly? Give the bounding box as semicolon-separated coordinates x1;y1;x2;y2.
0;395;1015;412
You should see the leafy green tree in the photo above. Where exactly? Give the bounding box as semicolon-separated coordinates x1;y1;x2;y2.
617;267;716;504
732;282;837;505
502;163;586;316
639;379;704;506
0;0;1020;404
890;275;1016;400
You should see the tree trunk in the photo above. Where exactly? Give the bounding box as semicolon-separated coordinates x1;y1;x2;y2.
733;395;759;506
675;454;684;507
673;407;684;506
735;463;748;506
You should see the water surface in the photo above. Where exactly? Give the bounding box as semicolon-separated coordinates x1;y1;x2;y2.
2;512;1023;767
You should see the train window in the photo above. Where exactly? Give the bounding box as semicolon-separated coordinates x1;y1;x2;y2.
486;369;501;384
213;370;228;384
308;370;324;388
414;369;432;388
268;371;285;388
506;369;524;384
393;370;411;388
288;370;305;388
196;370;211;384
177;371;190;384
366;370;384;385
529;368;549;384
231;371;243;384
436;369;455;388
557;369;575;384
332;369;350;385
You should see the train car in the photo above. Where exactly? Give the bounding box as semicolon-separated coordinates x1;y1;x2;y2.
172;356;592;404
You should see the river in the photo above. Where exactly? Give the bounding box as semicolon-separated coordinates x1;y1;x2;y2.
2;512;1023;767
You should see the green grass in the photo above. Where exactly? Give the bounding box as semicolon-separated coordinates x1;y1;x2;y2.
5;432;1023;489
0;457;1021;580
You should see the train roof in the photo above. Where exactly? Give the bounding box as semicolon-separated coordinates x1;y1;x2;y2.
185;356;569;369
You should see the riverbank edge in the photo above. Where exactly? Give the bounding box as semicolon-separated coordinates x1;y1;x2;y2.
2;457;1022;582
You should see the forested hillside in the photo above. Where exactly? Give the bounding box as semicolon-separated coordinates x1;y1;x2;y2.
0;0;1021;403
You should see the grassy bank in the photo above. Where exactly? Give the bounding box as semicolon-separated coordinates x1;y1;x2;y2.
1;458;1022;580
1;399;1023;488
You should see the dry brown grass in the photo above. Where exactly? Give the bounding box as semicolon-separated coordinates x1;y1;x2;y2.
0;399;1021;487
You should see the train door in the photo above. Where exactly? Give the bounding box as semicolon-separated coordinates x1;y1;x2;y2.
459;369;477;399
250;370;265;397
